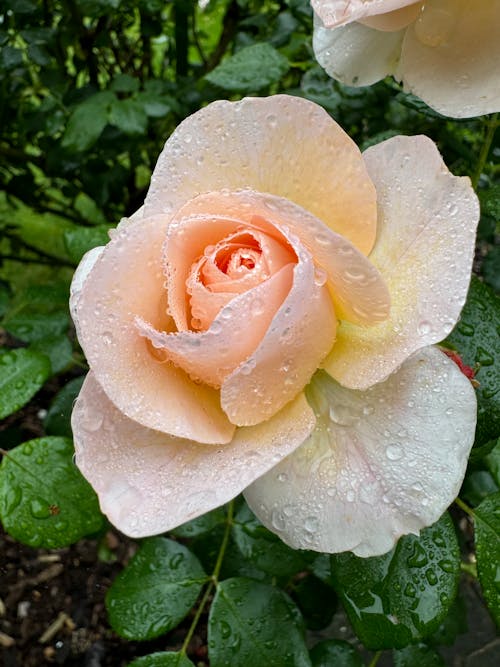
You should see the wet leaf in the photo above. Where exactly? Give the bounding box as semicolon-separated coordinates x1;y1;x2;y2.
129;652;195;667
106;537;206;640
330;513;460;649
62;92;114;152
64;225;111;263
171;505;226;538
0;348;51;419
208;577;311;667
206;43;289;92
0;437;104;547
474;493;500;625
310;639;363;667
44;376;85;437
393;643;444;667
446;278;500;446
232;503;311;577
30;334;73;374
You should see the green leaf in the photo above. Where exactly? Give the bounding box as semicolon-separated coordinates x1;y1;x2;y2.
330;513;460;649
232;503;310;577
110;73;140;93
62;91;115;152
0;348;51;419
482;245;500;292
2;283;70;343
208;578;311;667
309;639;363;667
0;437;104;548
206;43;289;92
63;224;111;263
479;184;500;220
129;653;195;667
171;505;226;538
44;376;85;437
30;335;73;374
485;440;500;486
446;278;500;446
393;643;444;667
108;98;148;135
474;493;500;625
0;192;75;261
300;66;342;114
4;310;69;343
106;537;206;640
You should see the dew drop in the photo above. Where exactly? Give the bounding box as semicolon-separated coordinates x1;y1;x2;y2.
386;444;403;461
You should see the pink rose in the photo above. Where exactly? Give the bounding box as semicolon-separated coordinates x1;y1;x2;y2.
312;0;500;118
71;95;478;556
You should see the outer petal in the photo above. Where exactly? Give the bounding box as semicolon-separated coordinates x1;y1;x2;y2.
73;213;235;444
312;0;419;28
324;135;479;390
399;0;500;118
313;14;404;86
244;347;476;556
70;245;105;340
144;95;377;255
72;372;315;537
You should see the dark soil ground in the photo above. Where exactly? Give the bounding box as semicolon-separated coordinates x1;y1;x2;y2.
1;524;499;667
0;528;209;667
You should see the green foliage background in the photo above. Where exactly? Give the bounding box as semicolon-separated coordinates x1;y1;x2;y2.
0;1;499;665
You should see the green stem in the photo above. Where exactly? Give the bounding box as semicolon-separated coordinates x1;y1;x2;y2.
180;501;234;656
460;561;478;578
455;497;475;518
471;113;498;189
368;650;383;667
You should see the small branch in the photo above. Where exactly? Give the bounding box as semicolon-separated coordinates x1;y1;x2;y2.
368;650;383;667
180;501;234;656
460;561;478;579
455;497;475;518
206;0;239;73
471;113;499;189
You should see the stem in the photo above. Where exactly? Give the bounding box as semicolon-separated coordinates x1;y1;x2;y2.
368;650;383;667
471;113;499;189
460;561;478;578
180;501;234;656
455;497;475;518
174;0;190;79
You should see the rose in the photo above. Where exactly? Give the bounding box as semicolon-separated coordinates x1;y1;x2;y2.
71;94;478;556
312;0;500;118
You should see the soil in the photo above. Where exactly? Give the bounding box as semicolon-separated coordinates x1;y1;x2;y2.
2;523;500;667
0;528;209;667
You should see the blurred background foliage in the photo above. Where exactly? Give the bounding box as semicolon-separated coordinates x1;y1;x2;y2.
0;1;499;666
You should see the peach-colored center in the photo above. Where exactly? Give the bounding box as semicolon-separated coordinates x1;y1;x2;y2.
182;220;297;332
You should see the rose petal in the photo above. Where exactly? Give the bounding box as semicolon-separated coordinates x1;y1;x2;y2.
313;13;404;86
72;372;315;537
73;213;235;444
165;189;391;327
400;0;500;118
144;95;377;255
244;346;476;556
324;135;479;390
135;263;294;388
359;3;423;31
70;245;105;333
220;250;336;427
312;0;420;28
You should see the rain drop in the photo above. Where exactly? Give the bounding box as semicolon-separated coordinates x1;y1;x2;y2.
386;444;403;461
